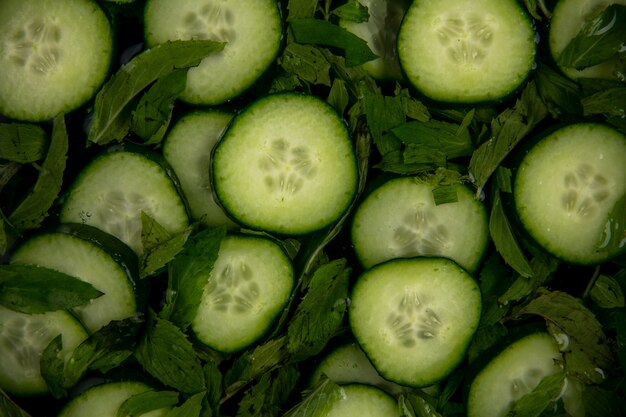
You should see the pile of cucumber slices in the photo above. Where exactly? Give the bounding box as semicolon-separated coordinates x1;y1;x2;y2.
0;0;625;416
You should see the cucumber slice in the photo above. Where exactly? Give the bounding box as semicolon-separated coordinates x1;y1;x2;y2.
162;110;236;228
11;224;140;333
467;332;563;417
349;257;481;387
351;176;489;272
191;234;294;353
397;0;536;103
549;0;626;81
0;0;113;122
514;123;626;264
0;306;88;396
324;384;398;417
60;146;189;255
212;93;358;235
143;0;282;105
58;381;171;417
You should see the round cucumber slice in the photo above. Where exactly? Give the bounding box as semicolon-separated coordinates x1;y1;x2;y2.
0;0;113;121
397;0;536;103
349;257;482;387
212;93;358;235
0;306;88;396
192;234;294;353
351;176;489;272
143;0;282;105
514;123;626;264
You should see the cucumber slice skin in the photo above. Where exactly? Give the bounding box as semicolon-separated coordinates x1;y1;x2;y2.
10;225;139;333
397;0;536;103
212;93;359;236
349;257;482;387
0;0;113;122
143;0;283;106
162;110;236;228
350;176;489;272
0;306;88;397
59;146;190;256
192;234;294;353
325;384;398;417
58;381;170;417
467;332;563;417
514;123;626;264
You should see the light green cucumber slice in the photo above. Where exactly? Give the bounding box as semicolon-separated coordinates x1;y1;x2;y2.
0;306;88;396
143;0;282;105
351;176;489;272
514;123;626;264
192;234;294;353
324;384;398;417
397;0;536;103
212;93;358;235
349;257;482;387
0;0;113;121
162;110;236;228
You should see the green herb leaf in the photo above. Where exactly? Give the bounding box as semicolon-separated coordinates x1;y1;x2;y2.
236;365;300;417
0;388;31;417
498;251;559;305
135;314;206;394
582;87;626;117
286;0;318;21
139;212;193;278
283;377;343;417
279;43;332;87
391;119;474;160
7;114;67;231
0;161;20;192
0;264;103;314
506;372;566;417
118;390;179;417
166;392;205;417
402;392;443;417
327;78;350;115
557;4;626;69
330;0;369;22
88;40;225;145
590;274;625;308
289;19;378;67
0;123;47;163
534;63;583;117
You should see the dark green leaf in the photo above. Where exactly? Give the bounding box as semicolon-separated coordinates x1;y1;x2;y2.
286;0;318;20
40;335;66;398
135;315;205;394
362;89;408;151
0;161;20;192
0;388;31;417
582;87;626;117
330;0;369;22
131;69;187;145
327;78;350;115
279;43;332;86
403;392;443;417
0;264;103;314
557;5;626;69
236;365;300;417
534;63;583;117
166;392;205;417
0;123;47;163
203;361;223;417
506;372;566;417
8;115;67;231
499;251;559;304
290;19;378;67
432;185;458;205
139;212;193;278
591;274;625;308
391;119;474;160
283;377;343;417
88;40;225;145
118;390;179;417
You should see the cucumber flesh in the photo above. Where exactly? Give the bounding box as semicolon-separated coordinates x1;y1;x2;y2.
324;384;398;417
351;176;489;272
397;0;536;103
212;93;358;235
0;306;88;396
192;234;294;353
349;257;482;387
0;0;113;121
514;123;626;264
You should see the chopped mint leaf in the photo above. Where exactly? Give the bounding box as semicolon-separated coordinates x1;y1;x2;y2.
534;63;583;117
327;78;350;115
165;392;205;417
236;365;300;417
88;40;225;145
432;185;458;205
0;264;103;314
279;43;332;87
0;161;20;192
498;251;559;305
330;0;369;22
283;377;343;417
582;87;626;117
203;361;223;417
139;212;193;278
391;119;474;160
117;390;179;417
7;115;67;231
557;4;626;69
0;123;47;163
401;392;443;417
286;0;318;21
506;371;566;417
289;19;378;67
590;274;625;308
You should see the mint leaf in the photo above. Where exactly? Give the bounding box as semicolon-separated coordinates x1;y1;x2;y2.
331;0;369;22
139;212;193;278
0;264;103;314
534;63;583;117
0;389;31;417
118;390;179;417
590;274;625;308
391;119;474;160
166;392;205;417
0;123;47;163
283;377;343;417
286;0;318;21
236;365;300;417
8;115;67;231
582;87;626;117
279;43;332;87
506;372;566;417
290;19;378;67
88;40;225;145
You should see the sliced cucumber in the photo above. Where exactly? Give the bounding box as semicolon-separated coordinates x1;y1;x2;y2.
143;0;282;105
514;123;626;264
397;0;536;103
60;146;189;255
0;305;88;396
349;257;482;387
549;0;626;81
212;93;358;235
324;384;398;417
467;332;563;417
162;110;236;228
191;234;294;353
350;176;489;272
10;224;140;333
339;0;409;80
58;381;171;417
0;0;113;121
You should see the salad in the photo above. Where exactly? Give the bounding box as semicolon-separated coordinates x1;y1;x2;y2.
0;0;625;416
